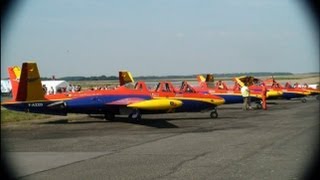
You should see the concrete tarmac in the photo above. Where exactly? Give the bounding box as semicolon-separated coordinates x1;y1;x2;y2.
1;98;319;180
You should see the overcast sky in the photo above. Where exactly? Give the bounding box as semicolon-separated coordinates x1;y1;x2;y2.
1;0;319;78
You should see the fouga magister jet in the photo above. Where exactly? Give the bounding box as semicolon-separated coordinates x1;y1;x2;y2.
2;62;224;121
196;74;263;105
233;75;283;99
289;82;320;99
263;77;311;103
118;71;225;118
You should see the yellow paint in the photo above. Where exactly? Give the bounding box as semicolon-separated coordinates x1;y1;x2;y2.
127;99;182;110
12;66;21;78
307;89;320;95
234;77;245;87
154;97;225;106
266;90;283;98
186;97;224;105
198;75;205;82
119;71;134;84
24;63;46;101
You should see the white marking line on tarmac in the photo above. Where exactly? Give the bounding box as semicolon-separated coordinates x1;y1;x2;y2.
5;152;111;177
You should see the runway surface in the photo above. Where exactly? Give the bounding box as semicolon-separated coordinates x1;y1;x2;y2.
1;98;319;180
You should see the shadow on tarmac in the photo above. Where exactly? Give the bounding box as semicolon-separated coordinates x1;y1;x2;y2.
41;116;179;129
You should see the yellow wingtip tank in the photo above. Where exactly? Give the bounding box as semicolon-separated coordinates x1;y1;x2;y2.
197;97;225;106
127;99;183;110
266;89;283;98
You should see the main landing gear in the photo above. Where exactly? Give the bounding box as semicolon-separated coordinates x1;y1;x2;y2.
129;110;142;121
255;101;263;109
210;108;218;119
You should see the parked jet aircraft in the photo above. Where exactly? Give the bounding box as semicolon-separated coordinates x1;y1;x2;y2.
263;78;311;102
2;62;224;120
289;82;320;97
118;71;224;117
119;71;268;109
233;75;283;99
234;75;311;102
196;74;263;105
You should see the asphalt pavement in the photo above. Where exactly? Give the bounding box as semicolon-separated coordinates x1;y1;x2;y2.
1;97;319;180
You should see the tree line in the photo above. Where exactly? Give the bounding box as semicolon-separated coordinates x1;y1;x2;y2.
40;72;295;81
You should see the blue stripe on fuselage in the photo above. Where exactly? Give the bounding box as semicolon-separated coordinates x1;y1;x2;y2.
198;91;259;104
2;101;67;115
282;92;306;99
65;94;151;114
175;99;216;112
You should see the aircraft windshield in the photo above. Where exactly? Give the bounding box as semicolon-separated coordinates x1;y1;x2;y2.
180;81;195;93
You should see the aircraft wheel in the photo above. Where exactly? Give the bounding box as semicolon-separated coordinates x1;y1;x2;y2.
104;113;115;121
256;103;262;109
316;95;320;101
129;111;142;121
210;111;218;119
301;98;307;103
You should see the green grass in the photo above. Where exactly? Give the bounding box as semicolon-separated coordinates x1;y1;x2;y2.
1;109;51;123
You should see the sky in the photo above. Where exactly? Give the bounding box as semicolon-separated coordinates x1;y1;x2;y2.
1;0;319;78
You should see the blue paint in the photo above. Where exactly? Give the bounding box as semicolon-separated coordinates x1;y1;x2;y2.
282;92;306;100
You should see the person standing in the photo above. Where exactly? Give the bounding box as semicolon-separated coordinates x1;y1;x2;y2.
241;83;251;110
261;84;267;110
42;84;47;94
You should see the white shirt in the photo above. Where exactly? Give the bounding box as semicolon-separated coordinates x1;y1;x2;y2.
241;85;250;97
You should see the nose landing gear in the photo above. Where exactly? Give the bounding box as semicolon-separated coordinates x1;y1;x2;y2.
210;108;218;119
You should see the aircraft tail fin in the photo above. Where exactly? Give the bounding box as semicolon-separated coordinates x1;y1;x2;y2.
197;75;208;89
119;71;134;86
234;77;245;87
205;74;215;88
205;74;214;83
15;62;45;101
7;66;21;99
197;75;206;82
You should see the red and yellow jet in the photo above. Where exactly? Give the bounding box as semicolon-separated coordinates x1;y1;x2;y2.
2;62;224;120
263;77;312;102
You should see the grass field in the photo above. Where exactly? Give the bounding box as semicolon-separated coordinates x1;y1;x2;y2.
1;108;51;124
